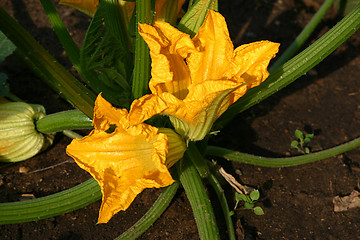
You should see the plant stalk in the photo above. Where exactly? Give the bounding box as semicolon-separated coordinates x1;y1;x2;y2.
0;179;101;224
206;136;360;167
178;153;220;239
132;0;152;99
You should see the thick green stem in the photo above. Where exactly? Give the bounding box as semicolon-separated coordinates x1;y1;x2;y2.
270;0;336;70
205;136;360;167
36;110;92;134
0;9;96;117
215;3;360;129
0;179;101;224
207;173;236;240
187;143;234;239
178;155;220;239
187;142;211;178
132;0;152;99
115;181;180;240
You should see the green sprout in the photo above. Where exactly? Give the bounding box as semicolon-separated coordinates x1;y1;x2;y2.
290;129;314;154
234;190;264;216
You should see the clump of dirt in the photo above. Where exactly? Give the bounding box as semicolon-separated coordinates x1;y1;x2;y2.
0;0;359;239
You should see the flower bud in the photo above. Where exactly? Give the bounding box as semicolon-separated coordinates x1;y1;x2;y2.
0;102;55;162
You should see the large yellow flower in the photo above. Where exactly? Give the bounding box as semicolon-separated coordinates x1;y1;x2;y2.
66;94;186;223
132;10;280;141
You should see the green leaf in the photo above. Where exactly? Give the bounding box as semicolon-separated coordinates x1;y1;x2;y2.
80;1;132;107
305;133;314;139
290;140;299;148
250;190;260;201
253;206;264;215
235;193;248;202
305;147;310;154
0;73;9;97
244;202;254;209
178;0;217;37
0;30;16;63
295;129;304;140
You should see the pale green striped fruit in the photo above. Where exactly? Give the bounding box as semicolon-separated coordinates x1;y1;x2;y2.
0;102;55;162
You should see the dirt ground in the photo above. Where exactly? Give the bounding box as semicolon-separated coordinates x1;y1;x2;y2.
0;0;360;239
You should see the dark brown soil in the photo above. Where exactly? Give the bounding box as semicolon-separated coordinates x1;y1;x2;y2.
1;0;360;239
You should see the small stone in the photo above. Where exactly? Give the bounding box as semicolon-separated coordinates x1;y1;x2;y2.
19;166;30;173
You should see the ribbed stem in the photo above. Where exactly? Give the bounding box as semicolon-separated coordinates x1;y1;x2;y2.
205;136;360;167
132;0;152;99
0;179;101;224
186;142;211;178
178;155;220;239
207;173;236;240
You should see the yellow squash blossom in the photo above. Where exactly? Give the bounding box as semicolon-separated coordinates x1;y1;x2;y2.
131;10;280;141
66;94;186;223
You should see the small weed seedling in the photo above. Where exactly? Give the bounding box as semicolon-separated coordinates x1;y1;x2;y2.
290;129;314;154
234;190;264;215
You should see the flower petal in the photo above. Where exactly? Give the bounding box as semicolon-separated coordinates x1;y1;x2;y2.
92;94;129;131
67;95;186;223
187;10;235;84
128;94;169;125
167;80;246;140
139;22;195;100
67;123;174;223
137;10;279;141
230;41;280;91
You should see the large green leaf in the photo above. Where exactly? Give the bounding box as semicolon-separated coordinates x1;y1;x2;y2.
80;2;132;107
